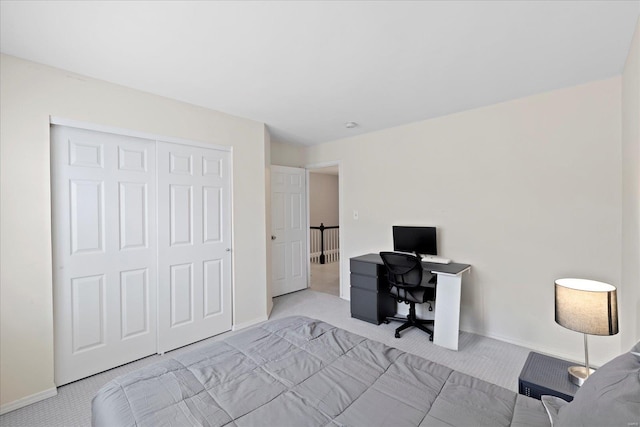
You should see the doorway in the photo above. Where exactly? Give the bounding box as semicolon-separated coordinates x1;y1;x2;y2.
307;165;340;297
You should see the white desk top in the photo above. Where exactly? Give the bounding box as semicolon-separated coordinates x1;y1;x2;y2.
352;253;470;276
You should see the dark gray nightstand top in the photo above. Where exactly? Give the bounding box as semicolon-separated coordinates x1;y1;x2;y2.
519;351;580;398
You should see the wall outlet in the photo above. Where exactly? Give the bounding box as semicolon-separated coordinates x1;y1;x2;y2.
353;210;359;220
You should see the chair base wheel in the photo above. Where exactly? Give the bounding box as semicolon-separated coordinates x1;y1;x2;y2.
386;316;434;341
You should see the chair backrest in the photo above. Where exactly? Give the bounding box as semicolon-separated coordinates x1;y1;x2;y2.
379;251;423;289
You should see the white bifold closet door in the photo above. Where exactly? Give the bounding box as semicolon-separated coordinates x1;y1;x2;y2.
52;126;158;385
156;141;232;353
52;126;232;385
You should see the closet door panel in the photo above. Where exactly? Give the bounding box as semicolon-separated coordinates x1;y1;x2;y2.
70;274;106;352
119;182;148;250
120;268;150;339
170;184;193;246
170;262;194;327
70;179;104;254
203;259;223;317
203;186;223;243
52;126;157;386
157;142;232;353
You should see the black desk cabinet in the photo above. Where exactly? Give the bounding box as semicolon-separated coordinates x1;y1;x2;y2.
350;255;396;324
519;352;579;402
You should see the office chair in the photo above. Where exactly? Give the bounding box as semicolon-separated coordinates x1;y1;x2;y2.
379;251;436;341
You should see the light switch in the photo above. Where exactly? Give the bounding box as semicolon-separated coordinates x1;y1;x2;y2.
353;210;359;220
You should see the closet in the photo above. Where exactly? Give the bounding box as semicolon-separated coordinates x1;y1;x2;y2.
51;124;232;385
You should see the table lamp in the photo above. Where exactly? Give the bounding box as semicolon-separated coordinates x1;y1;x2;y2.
554;278;618;386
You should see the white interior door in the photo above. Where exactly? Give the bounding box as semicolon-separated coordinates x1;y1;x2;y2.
271;166;307;296
157;142;232;353
52;126;157;385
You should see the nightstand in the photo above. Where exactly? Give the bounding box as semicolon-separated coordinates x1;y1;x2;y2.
518;351;579;402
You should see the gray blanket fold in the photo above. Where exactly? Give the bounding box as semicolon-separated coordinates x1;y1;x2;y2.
92;316;549;426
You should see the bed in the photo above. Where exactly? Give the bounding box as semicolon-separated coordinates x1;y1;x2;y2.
92;316;639;426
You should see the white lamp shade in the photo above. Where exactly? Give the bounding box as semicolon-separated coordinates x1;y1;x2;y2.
555;278;618;336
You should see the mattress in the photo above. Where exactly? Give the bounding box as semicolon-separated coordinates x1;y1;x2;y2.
92;316;550;426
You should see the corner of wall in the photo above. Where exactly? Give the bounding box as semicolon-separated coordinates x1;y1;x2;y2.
620;17;640;350
264;126;274;316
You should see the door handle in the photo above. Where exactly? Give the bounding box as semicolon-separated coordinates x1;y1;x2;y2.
271;235;276;240
226;248;231;252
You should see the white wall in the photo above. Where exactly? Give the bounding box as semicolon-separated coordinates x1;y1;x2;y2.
306;78;624;365
271;140;306;167
621;18;640;350
0;55;268;409
309;173;339;227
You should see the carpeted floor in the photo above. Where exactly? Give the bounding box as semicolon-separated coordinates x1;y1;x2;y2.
309;261;340;296
0;289;533;427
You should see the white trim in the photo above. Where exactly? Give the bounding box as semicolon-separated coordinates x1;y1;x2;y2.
0;387;58;415
306;160;340;170
232;315;268;332
456;325;613;368
305;170;312;289
228;146;236;334
49;116;231;152
271;164;308;173
463;328;593;366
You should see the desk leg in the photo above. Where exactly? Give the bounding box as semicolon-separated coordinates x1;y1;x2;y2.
433;273;462;351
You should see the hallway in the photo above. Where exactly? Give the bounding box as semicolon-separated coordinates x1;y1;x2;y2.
309;261;340;296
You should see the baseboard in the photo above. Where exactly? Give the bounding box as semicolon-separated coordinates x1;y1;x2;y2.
232;315;268;331
0;387;57;415
459;326;591;366
461;324;532;351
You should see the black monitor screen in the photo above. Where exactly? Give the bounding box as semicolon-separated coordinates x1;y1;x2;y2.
392;226;437;256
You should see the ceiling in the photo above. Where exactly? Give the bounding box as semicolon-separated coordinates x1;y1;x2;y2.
1;1;638;146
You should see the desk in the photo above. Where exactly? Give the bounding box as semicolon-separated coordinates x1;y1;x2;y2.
350;253;471;351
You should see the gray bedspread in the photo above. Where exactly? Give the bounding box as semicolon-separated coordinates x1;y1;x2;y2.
92;316;550;426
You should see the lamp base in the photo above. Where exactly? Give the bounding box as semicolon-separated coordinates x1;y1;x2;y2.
568;366;595;386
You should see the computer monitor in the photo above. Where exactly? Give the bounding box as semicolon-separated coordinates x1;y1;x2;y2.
392;226;437;256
